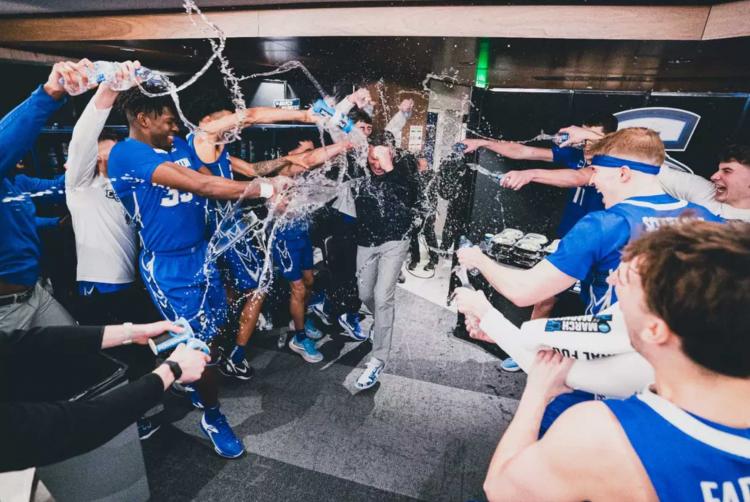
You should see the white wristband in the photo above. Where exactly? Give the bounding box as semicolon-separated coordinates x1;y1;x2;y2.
259;182;274;199
122;322;133;345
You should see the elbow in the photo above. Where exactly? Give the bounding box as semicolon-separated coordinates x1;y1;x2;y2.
505;290;537;308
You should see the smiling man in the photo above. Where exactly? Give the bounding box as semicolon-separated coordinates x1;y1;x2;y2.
657;143;750;222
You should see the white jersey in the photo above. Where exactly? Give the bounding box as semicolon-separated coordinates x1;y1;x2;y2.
479;304;654;398
65;99;136;285
658;167;750;222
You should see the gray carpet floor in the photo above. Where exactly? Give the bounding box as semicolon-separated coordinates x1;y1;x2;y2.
143;287;526;501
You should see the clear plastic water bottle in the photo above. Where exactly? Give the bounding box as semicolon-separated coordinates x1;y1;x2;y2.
552;132;570;146
60;61;164;96
459;235;480;277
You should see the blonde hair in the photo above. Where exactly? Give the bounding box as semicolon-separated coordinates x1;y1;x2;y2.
590;127;665;166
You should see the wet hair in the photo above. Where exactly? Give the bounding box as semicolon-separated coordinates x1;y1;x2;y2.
718;143;750;167
622;221;750;378
97;129;120;143
589;127;665;166
583;112;618;134
183;90;233;125
348;108;372;125
369;131;395;149
115;88;175;125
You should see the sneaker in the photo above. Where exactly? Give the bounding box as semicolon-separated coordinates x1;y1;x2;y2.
407;260;419;271
256;312;273;331
200;411;245;459
288;335;324;363
304;318;323;340
310;302;332;326
424;261;437;272
500;357;521;372
338;313;367;341
355;358;384;390
219;356;255;381
277;330;288;349
137;418;161;440
190;389;205;410
398;271;406;284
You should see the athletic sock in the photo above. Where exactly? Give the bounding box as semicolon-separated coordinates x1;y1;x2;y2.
229;344;246;364
204;406;222;422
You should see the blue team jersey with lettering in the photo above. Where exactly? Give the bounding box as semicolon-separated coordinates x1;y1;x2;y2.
605;391;750;502
187;133;232;232
546;194;722;315
108;136;207;253
552;146;605;237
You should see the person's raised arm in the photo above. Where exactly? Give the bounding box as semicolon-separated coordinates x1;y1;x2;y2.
385;98;414;143
657;166;715;203
461;139;554;162
200;106;319;139
278;141;353;177
457;247;577;307
151;161;283;200
499;166;593;191
228;155;292;178
0;60;94;179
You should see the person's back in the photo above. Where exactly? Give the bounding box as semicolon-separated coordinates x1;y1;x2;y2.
480;221;750;502
605;389;750;501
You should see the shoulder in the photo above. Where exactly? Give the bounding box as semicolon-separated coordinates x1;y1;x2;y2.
565;210;629;244
541;400;640;478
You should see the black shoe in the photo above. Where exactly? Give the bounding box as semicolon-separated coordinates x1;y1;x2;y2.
407;260;419;271
424;261;437;272
137;418;161;440
398;271;406;284
219;356;255;381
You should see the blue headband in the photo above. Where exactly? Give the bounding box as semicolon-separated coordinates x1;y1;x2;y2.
591;154;661;175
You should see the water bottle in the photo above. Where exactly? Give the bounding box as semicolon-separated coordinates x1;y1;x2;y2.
60;61;164;96
459;235;480;277
552;132;569;146
452;142;467;154
312;98;354;134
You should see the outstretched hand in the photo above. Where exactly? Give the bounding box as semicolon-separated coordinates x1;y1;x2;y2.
525;350;574;402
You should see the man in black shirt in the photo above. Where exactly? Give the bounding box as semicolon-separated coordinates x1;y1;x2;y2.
354;138;419;390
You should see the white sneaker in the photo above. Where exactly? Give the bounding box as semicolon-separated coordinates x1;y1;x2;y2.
355;358;384;390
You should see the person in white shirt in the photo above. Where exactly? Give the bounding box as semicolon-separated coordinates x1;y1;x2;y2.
657;143;750;221
65;61;157;326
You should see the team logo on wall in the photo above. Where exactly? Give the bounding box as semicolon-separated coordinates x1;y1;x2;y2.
614;107;701;173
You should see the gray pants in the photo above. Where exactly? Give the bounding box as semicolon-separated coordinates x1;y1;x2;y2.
356;240;409;365
0;281;76;332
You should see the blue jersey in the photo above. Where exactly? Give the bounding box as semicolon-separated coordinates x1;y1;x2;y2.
187;133;232;232
552;146;604;237
547;194;722;315
108;137;207;253
605;390;750;501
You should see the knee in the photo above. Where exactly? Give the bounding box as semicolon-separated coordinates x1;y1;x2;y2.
302;275;314;290
290;280;306;300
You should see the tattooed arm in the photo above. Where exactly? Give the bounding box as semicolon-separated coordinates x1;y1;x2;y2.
228;155;292;178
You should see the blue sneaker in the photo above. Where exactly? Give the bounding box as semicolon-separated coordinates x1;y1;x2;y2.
355;358;384;390
304;318;323;340
500;357;521;372
201;411;245;459
288;334;324;363
310;301;332;326
338;313;367;341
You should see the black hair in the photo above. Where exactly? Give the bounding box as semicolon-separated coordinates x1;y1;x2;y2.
348;108;372;125
97;129;120;143
115;88;175;125
583;112;618;134
718;143;750;166
183;90;234;125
